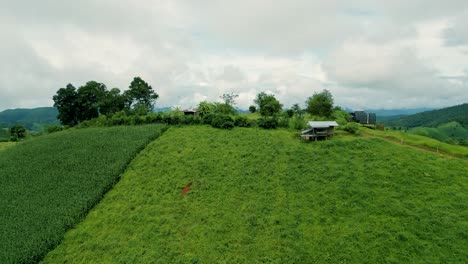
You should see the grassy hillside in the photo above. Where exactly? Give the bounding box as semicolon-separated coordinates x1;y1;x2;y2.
362;127;468;157
383;103;468;128
0;125;167;263
0;107;58;130
0;142;15;151
409;122;468;144
44;126;467;263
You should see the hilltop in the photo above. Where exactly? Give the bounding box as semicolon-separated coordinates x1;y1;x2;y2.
35;126;467;263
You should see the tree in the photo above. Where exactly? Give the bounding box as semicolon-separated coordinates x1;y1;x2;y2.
249;105;257;113
197;101;215;117
53;84;79;126
306;89;334;117
220;92;239;107
291;103;305;117
77;81;107;121
254;92;282;117
124;77;159;114
100;88;126;116
9;124;26;141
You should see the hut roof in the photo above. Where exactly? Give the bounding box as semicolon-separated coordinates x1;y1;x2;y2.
306;121;339;128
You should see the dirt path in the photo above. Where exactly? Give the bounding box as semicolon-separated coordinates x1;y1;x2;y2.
361;132;466;160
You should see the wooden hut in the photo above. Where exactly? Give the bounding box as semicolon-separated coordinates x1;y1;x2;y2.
301;121;339;141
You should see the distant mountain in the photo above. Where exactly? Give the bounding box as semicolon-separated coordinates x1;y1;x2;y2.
382;103;468;128
0;107;59;130
363;108;435;117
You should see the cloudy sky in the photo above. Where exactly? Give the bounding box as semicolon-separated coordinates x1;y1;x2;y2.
1;0;468;111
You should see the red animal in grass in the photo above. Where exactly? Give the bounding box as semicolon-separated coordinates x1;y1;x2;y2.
182;182;192;197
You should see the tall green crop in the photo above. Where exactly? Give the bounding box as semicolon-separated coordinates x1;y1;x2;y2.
0;125;167;263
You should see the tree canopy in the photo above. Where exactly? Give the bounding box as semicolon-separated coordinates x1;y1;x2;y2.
53;77;158;126
305;89;334;117
254;92;282;117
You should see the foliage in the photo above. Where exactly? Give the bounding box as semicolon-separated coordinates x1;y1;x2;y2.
408;121;468;145
53;84;80;126
53;77;158;126
197;101;215;117
210;114;234;129
257;116;278;129
219;92;239;107
254;92;282;117
305;89;334;117
249;105;257;113
289;116;307;130
124;77;159;114
234;115;251;127
45;124;63;134
0;125;168;263
9;124;27;141
342;122;360;134
213;102;236;115
44;126;468;263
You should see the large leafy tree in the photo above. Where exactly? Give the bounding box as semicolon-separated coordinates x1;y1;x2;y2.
254;92;282;117
77;81;107;121
306;89;334;117
124;77;159;114
100;88;126;116
53;84;79;126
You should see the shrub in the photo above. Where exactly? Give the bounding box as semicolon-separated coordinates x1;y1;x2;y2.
258;117;278;129
290;116;307;130
46;124;64;134
211;114;235;129
343;122;360;134
234;116;250;127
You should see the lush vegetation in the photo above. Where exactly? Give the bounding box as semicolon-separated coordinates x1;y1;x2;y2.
44;126;467;263
409;121;468;146
0;125;167;263
53;77;158;126
0;107;58;131
383;103;468;128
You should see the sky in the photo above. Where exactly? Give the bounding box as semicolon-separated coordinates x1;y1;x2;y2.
1;0;468;111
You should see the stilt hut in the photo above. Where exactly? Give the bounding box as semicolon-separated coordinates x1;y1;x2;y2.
301;121;339;141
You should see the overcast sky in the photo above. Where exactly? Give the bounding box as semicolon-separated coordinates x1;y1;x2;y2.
1;0;468;111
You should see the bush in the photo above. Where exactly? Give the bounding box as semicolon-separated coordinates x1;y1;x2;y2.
290;116;307;130
258;117;278;129
211;114;235;129
343;122;360;134
278;117;290;128
234;116;250;127
46;124;64;134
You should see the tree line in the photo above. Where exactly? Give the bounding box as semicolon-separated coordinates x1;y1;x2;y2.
52;76;343;130
53;77;158;126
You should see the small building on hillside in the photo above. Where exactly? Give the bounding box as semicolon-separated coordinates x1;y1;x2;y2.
182;109;197;116
350;111;376;125
301;121;339;141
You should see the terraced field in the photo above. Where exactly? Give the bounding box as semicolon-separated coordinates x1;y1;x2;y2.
43;126;467;263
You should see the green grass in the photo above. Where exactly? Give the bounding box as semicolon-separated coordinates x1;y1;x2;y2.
44;126;467;263
363;127;468;158
0;142;16;151
0;125;167;263
408;121;468;143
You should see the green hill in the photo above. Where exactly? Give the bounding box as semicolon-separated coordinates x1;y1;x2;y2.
383;103;468;128
40;126;467;263
0;107;59;130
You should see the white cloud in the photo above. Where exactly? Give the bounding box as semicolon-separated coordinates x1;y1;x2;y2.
0;0;467;111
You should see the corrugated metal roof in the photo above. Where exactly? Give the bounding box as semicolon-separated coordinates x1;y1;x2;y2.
307;121;339;128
